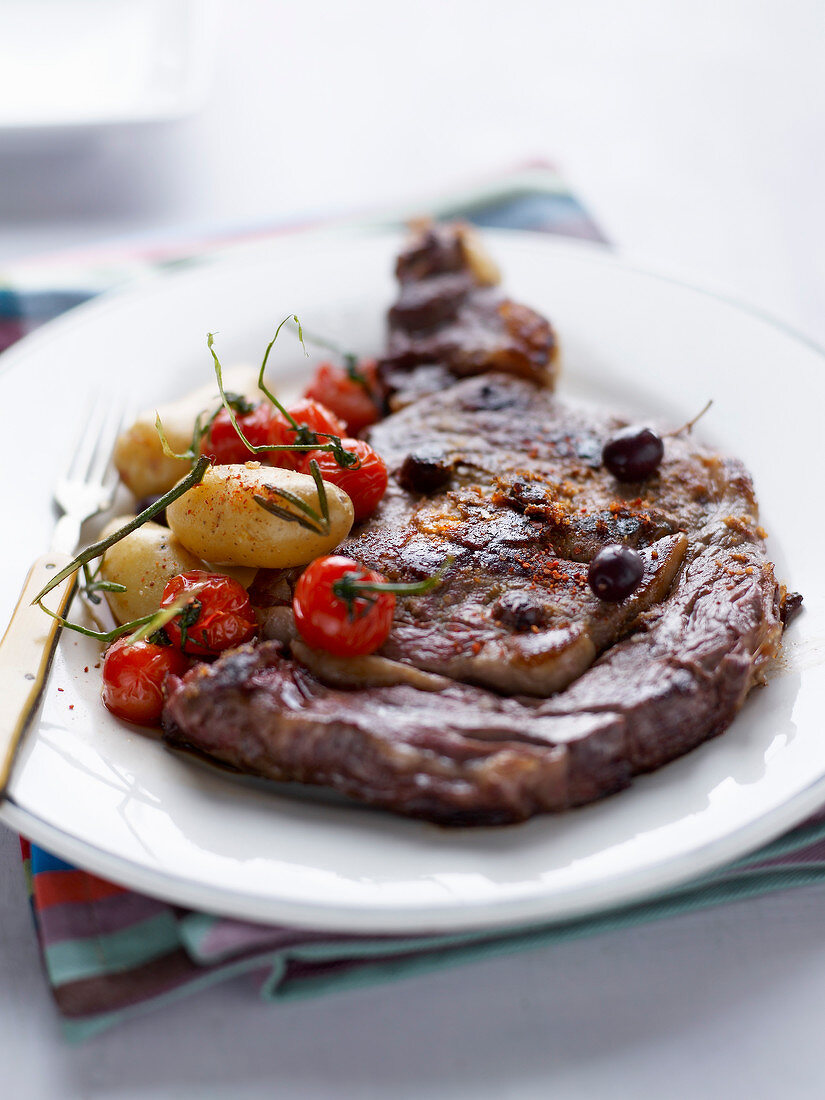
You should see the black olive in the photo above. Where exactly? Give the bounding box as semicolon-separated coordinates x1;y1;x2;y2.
587;545;644;602
492;591;547;632
602;425;664;481
135;495;169;526
779;590;803;627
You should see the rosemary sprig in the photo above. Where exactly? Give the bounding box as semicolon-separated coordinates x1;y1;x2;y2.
127;596;193;644
302;328;369;391
80;560;126;605
36;591;197;647
156;391;254;464
254;314;307;426
83;578;128;604
36;601;157;644
32;454;211;607
344;358;370;391
173;593;204;652
253;459;330;535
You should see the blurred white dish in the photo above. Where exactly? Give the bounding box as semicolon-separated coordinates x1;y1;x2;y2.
0;228;822;933
0;0;219;140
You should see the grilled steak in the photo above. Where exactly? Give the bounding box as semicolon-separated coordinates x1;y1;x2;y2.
378;221;559;411
162;642;629;824
162;225;785;826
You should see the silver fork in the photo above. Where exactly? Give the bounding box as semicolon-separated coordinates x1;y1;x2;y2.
0;397;127;797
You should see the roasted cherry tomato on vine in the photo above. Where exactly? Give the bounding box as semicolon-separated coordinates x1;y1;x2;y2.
160;570;257;656
273;399;346;447
292;556;397;657
257;399;347;470
201;403;284;466
299;438;388;521
102;637;190;726
303;360;381;435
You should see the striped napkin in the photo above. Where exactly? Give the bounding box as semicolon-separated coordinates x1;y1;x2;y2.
5;165;820;1041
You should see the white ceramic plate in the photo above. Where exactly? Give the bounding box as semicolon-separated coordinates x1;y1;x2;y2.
1;229;823;933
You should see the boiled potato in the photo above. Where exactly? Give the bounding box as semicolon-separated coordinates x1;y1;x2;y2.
459;224;501;286
99;519;205;624
166;464;354;568
199;562;257;590
113;365;263;498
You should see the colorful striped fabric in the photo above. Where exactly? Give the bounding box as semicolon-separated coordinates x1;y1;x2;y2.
0;162;606;354
7;165;823;1041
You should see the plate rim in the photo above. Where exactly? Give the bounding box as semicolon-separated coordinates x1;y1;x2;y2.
4;770;825;934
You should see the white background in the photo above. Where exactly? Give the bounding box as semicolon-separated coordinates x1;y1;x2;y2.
2;1;824;1096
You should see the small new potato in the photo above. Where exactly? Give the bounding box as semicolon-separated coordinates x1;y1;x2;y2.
166;464;354;568
113;365;263;498
99;519;204;625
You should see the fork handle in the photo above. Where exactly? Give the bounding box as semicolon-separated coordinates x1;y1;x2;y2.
0;554;78;797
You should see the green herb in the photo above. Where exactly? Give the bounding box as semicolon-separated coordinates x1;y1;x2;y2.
157;391;254;464
332;559;452;621
36;601;155;644
302;329;369;391
36;581;200;648
252;459;330;535
126;593;197;644
344;357;370;391
254;314;308;426
176;597;202;651
207;327;360;470
32;455;210;608
81;560;127;605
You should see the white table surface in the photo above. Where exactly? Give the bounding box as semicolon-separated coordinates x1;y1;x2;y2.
2;2;824;1096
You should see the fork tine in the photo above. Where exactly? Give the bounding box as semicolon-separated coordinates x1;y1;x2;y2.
51;394;132;556
1;393;132;797
64;396;107;480
86;397;130;489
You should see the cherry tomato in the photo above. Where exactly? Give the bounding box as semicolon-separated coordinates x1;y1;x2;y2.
260;399;347;470
201;403;283;466
102;637;190;726
303;360;381;434
299;438;388;522
160;570;257;656
270;399;346;447
201;398;348;471
293;556;395;657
